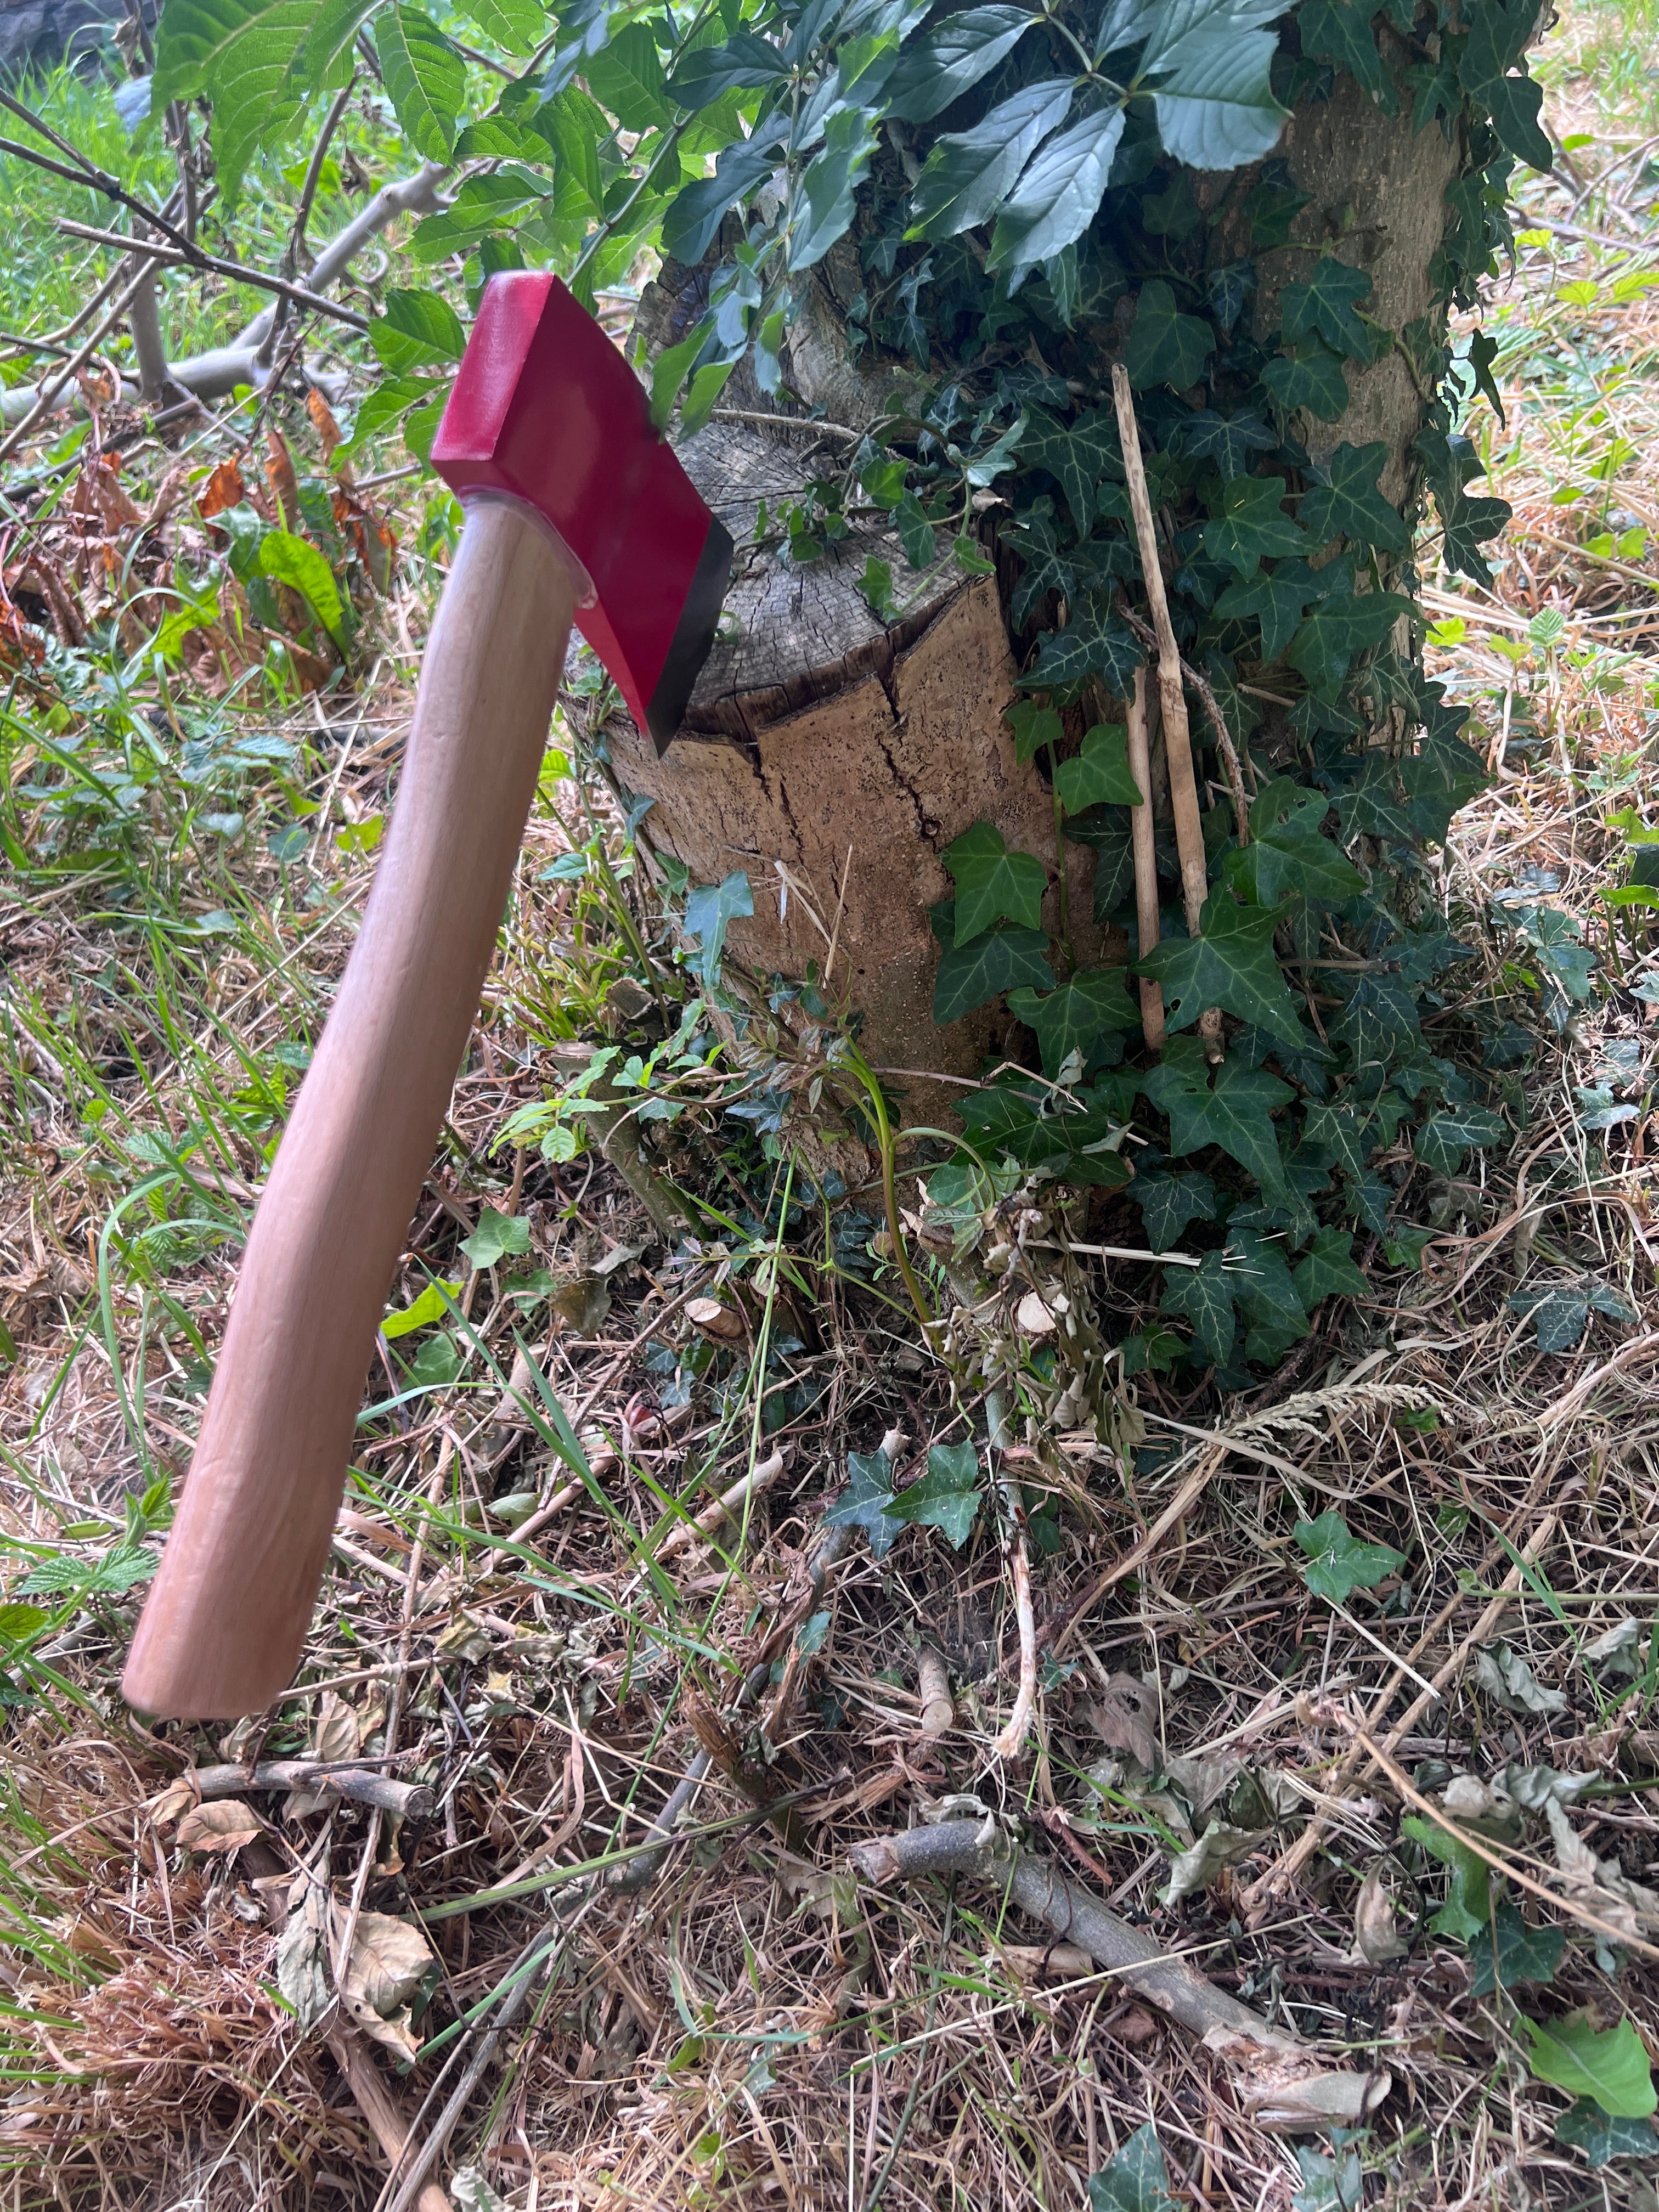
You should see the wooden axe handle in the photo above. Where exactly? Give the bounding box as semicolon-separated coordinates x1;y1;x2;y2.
124;499;576;1718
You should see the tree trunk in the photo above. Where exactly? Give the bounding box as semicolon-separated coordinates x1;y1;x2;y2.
604;75;1464;1120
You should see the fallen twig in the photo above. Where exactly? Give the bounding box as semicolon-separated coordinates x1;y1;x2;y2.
184;1759;433;1818
1125;664;1166;1053
655;1448;787;1559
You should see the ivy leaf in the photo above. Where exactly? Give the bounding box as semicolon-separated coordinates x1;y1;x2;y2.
1020;597;1144;696
1295;1510;1406;1602
1087;2122;1182;2212
934;924;1056;1023
377;5;466;161
825;1449;904;1560
789;106;879;272
943;822;1047;942
1006;702;1063;765
1555;2103;1659;2168
1125;278;1215;391
1020;409;1121;534
1138;0;1290;170
1293;1227;1369;1306
1227;1227;1309;1351
1178;407;1277;477
683;870;753;988
1007;967;1139;1074
1137;895;1307;1047
1215;566;1316;661
1402;725;1488;845
1459;0;1553;172
1330;972;1421;1070
1261;337;1350;422
1003;507;1076;624
1132;1162;1217;1251
1141;1041;1295;1192
908;78;1074;242
585;21;669;128
460;1209;532;1269
1415;1104;1508;1174
1202;476;1308;578
894;492;936;571
1056;724;1143;813
1159;1248;1237;1365
1281;257;1375;359
989;105;1127;278
887;1442;983;1549
1469;1901;1565;1998
1400;1814;1489;1942
887;4;1036;123
1065;809;1138;920
1288;591;1415;697
1298;0;1393;109
1508;1285;1594;1353
1415;427;1513;586
1250;804;1366;905
1300;441;1409;552
1333;754;1414;847
1521;2015;1657;2119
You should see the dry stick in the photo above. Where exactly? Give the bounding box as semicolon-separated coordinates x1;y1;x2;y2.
0;259;156;465
1242;1505;1563;1907
654;1448;788;1561
917;1647;954;1739
1117;597;1251;840
1111;363;1221;1058
182;1759;432;1818
851;1819;1300;2046
55;220;370;329
325;2030;453;2212
1125;665;1165;1053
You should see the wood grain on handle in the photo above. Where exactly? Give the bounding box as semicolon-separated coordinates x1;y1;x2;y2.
123;499;576;1719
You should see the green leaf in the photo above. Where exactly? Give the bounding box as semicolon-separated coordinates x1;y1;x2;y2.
155;0;314;195
460;1208;532;1269
586;21;668;128
933;923;1056;1024
825;1449;903;1559
1133;1163;1217;1251
371;287;466;374
377;5;466;161
1056;724;1142;814
452;0;543;52
381;1279;461;1338
1018;408;1121;535
1522;2015;1657;2119
1160;1248;1236;1365
683;870;753;988
894;492;936;571
1142;0;1289;170
669;31;789;109
1141;1041;1295;1192
291;0;378;84
943;822;1047;942
1281;256;1375;359
1459;0;1553;171
1298;0;1392;108
909;78;1074;241
989;105;1126;278
857;555;898;620
410;170;549;258
1555;2102;1659;2167
1293;1226;1369;1306
888;4;1035;123
1203;475;1308;578
1249;800;1367;905
1019;597;1144;696
1007;967;1139;1074
1401;1813;1489;1941
258;532;346;645
0;1602;47;1643
1288;591;1415;698
1006;702;1063;765
1295;1511;1406;1602
538;85;607;217
1137;895;1306;1046
1215;565;1317;661
1261;337;1350;422
1415;1105;1508;1174
408;1329;461;1387
1508;1285;1592;1354
1180;407;1276;477
1300;441;1409;552
1087;2121;1182;2212
1065;809;1138;921
888;1441;983;1549
1125;278;1215;391
789;105;878;272
1470;1902;1565;1997
662;120;787;264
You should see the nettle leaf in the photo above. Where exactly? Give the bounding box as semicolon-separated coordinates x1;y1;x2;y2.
1132;1162;1217;1251
1522;2015;1657;2120
1087;2121;1182;2212
989;105;1127;278
934;923;1056;1023
1295;1510;1406;1602
826;1448;904;1559
1137;894;1307;1047
1261;336;1350;422
1008;967;1139;1074
1160;1247;1237;1365
1459;0;1553;172
1056;724;1142;813
1293;1226;1369;1306
888;1441;983;1549
1179;407;1277;477
1299;0;1393;108
1470;1901;1565;1998
1203;476;1309;577
1141;1040;1294;1192
1300;441;1409;552
1126;278;1215;391
1020;409;1121;534
1139;0;1290;170
908;78;1074;242
888;3;1035;123
377;5;466;161
943;822;1047;942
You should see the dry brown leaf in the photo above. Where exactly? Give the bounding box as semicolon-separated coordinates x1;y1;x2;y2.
307;387;343;461
311;1691;362;1765
335;1909;435;2061
1221;2037;1392;2131
148;1775;199;1827
1352;1866;1408;1963
552;1275;610;1338
1108;2004;1163;2045
197;456;246;521
177;1799;267;1855
1087;1674;1159;1770
264;427;300;529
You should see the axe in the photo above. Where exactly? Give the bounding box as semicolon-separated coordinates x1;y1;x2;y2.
123;273;732;1719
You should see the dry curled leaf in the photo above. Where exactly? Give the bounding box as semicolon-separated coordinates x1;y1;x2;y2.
276;1878;333;2034
551;1274;610;1338
306;387;343;460
1352;1866;1408;1963
196;455;246;521
1220;2037;1392;2132
311;1691;362;1765
177;1799;267;1855
148;1775;199;1827
1087;1674;1159;1770
336;1909;435;2061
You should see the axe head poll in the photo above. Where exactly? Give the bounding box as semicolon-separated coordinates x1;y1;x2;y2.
431;271;732;752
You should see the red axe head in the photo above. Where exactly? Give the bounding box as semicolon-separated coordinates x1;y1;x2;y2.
431;272;732;752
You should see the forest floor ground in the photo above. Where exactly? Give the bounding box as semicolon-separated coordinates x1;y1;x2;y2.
3;4;1659;2208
